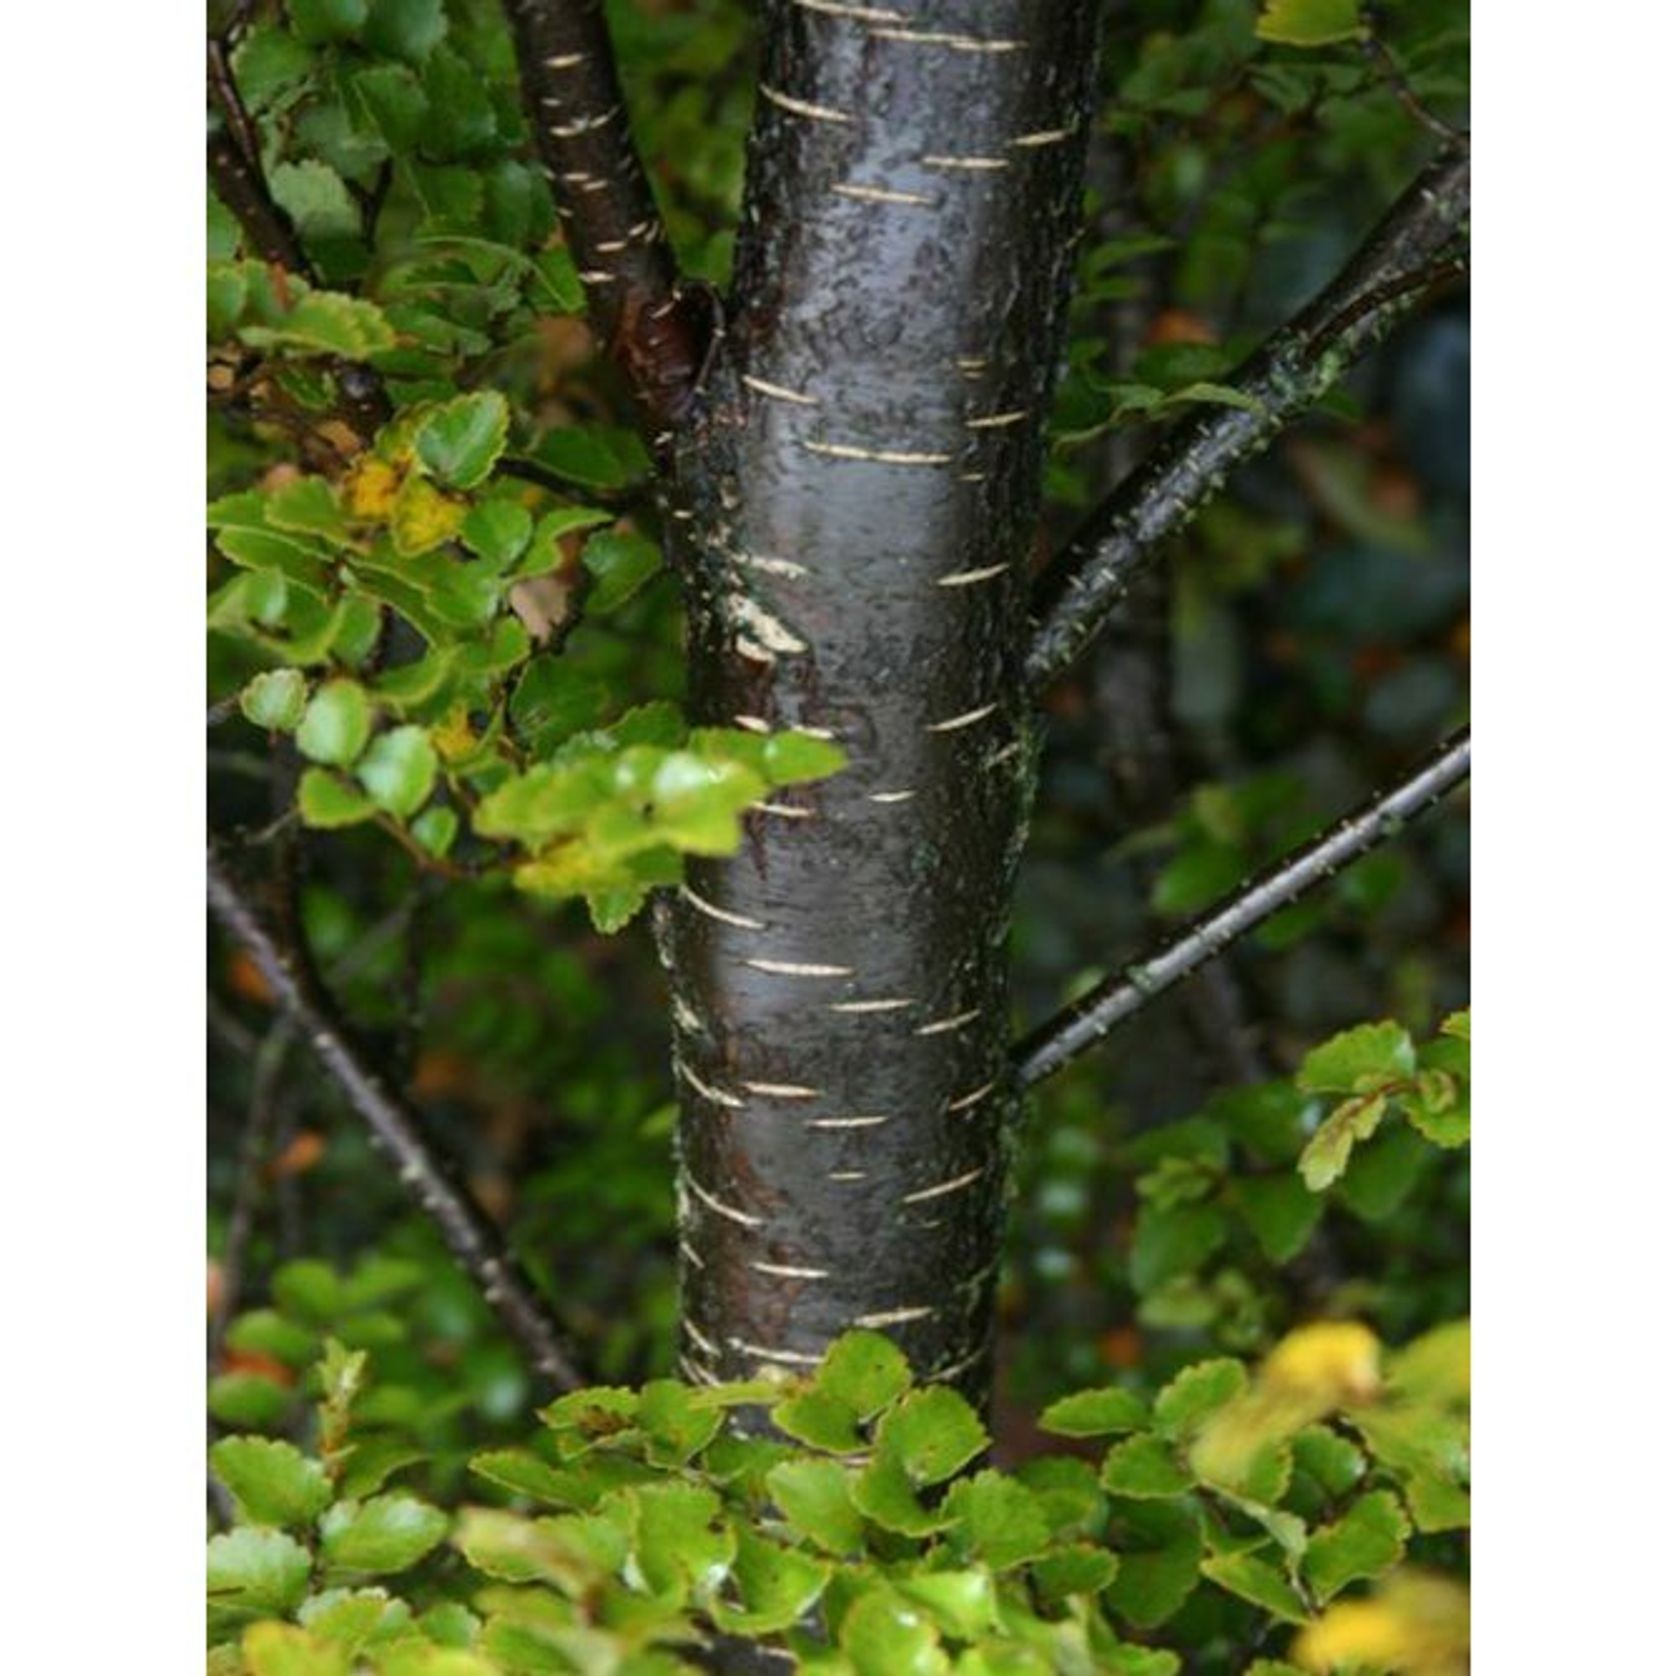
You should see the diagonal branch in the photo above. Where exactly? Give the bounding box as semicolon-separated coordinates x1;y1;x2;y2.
502;0;706;427
1025;145;1470;695
207;39;311;274
1012;728;1470;1090
207;846;584;1394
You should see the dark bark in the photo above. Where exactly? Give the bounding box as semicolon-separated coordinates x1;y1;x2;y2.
207;847;584;1394
503;0;710;427
657;0;1102;1398
1013;728;1471;1088
1025;145;1471;693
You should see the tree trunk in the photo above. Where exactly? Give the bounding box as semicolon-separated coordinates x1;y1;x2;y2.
658;0;1101;1403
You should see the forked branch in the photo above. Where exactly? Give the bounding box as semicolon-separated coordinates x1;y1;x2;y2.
502;0;705;425
1012;728;1471;1089
1025;145;1470;694
207;847;583;1394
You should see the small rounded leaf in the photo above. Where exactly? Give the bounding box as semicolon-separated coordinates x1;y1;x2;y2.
240;669;308;731
319;1493;450;1574
210;1436;332;1527
356;726;438;818
415;392;510;490
297;680;373;767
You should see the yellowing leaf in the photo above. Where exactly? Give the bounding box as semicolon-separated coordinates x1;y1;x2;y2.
1263;1322;1382;1406
347;457;401;520
390;475;466;557
1291;1571;1469;1676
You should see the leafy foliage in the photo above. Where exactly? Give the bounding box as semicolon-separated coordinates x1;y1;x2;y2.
211;1323;1468;1672
207;1;1470;1672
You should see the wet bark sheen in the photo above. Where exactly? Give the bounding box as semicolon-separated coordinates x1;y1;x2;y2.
658;0;1101;1402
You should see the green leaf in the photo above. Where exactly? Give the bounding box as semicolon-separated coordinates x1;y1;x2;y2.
357;726;438;818
509;657;606;755
1038;1386;1150;1437
460;499;533;568
1154;1360;1247;1439
895;1569;998;1641
762;730;847;785
299;768;378;828
1291;1426;1365;1500
297;680;374;767
1105;1499;1203;1630
1301;1490;1410;1601
1130;1203;1226;1292
209;1372;294;1430
211;1437;333;1528
841;1589;949;1676
226;1310;319;1370
636;1379;724;1465
581;529;663;612
268;478;350;542
290;0;368;43
1031;1543;1120;1603
1200;1550;1309;1625
772;1387;867;1455
1101;1436;1193;1498
241;669;309;731
766;1457;864;1556
319;1494;451;1574
711;1530;831;1633
816;1329;913;1417
1255;0;1368;47
365;0;447;61
875;1387;988;1486
629;1480;735;1595
241;290;397;360
1297;1022;1415;1095
942;1471;1052;1570
531;246;584;312
241;1622;351;1676
271;161;362;241
411;806;459;859
1230;1175;1324;1262
207;1527;313;1617
415;393;511;491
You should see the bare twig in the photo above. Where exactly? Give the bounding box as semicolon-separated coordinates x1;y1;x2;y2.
207;845;584;1393
501;0;707;426
1025;146;1470;695
1012;729;1470;1089
209;1021;293;1359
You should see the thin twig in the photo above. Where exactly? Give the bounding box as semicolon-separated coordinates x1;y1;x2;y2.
207;845;585;1393
209;1021;293;1358
1012;729;1470;1089
500;0;705;426
1359;24;1465;147
1025;145;1470;695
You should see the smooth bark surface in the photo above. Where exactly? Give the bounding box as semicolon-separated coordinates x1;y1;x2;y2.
659;0;1101;1398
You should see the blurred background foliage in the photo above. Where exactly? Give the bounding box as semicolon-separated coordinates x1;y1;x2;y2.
208;0;1468;1613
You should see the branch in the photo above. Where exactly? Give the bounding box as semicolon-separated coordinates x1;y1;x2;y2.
207;40;310;274
1024;145;1470;695
207;36;391;440
502;0;706;427
1012;728;1470;1090
207;846;584;1393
